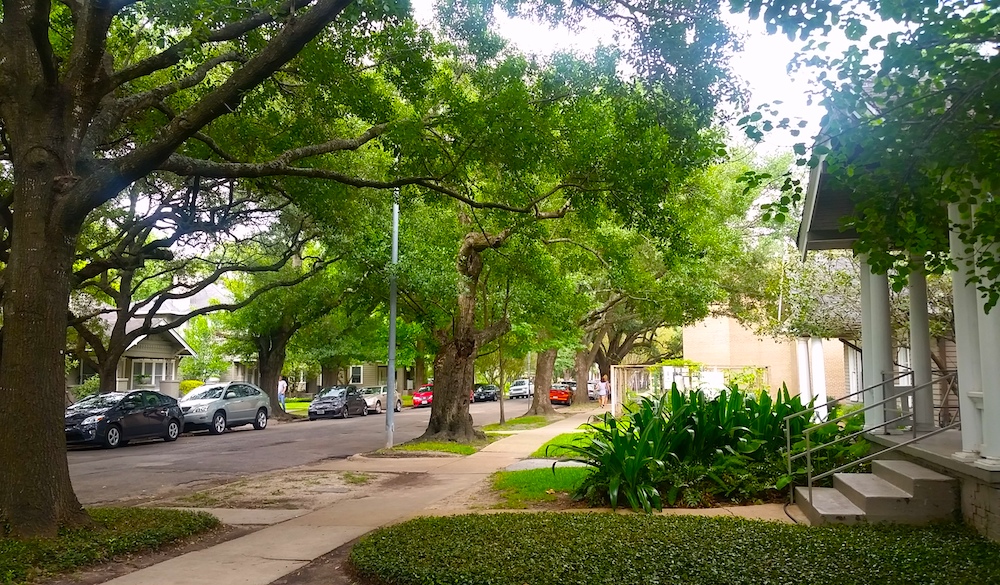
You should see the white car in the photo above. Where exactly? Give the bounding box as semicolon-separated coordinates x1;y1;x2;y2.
508;379;534;399
360;386;402;413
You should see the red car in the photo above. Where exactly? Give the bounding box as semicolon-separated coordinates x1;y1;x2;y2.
549;383;573;406
412;384;433;408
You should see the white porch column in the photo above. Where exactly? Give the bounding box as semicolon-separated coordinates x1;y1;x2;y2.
860;255;883;430
908;264;935;431
976;239;1000;470
796;337;812;404
809;337;828;420
871;270;896;431
949;203;983;460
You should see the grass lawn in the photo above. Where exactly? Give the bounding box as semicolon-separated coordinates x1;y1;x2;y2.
482;415;555;432
283;402;310;416
529;431;592;458
351;513;1000;585
491;467;591;508
0;508;219;585
380;440;482;456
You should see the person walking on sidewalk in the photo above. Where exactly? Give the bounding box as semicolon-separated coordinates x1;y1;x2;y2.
277;376;288;410
597;374;609;408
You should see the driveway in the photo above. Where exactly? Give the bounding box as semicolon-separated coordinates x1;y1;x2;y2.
68;399;522;505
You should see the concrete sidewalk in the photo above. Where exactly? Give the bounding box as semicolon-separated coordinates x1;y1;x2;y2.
99;409;604;585
98;408;804;585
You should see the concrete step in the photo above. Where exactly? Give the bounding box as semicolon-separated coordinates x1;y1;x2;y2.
873;459;957;500
794;486;865;526
834;473;912;516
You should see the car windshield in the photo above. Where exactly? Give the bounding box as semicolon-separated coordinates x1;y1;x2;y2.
69;392;125;410
362;388;382;395
317;387;346;399
181;385;225;402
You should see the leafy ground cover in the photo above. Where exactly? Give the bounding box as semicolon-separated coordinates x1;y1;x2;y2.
482;415;555;432
350;513;1000;585
0;508;219;585
491;467;591;508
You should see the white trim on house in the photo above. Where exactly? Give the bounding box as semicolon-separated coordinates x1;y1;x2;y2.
126;327;196;356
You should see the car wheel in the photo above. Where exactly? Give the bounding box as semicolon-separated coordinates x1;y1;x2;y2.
164;419;180;442
308;416;316;421
342;406;350;419
374;401;382;414
253;408;268;430
103;424;122;449
361;403;369;416
209;411;227;435
395;400;402;412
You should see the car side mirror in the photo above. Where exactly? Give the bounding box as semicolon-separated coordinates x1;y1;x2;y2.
224;391;236;399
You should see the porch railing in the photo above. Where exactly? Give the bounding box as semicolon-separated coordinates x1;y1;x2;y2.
783;372;958;503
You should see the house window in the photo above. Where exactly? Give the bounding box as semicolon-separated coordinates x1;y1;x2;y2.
350;365;362;384
132;360;175;387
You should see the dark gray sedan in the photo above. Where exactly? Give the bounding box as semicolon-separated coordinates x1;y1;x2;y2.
308;386;369;420
65;390;183;449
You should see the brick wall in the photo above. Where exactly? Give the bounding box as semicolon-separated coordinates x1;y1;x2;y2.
962;480;1000;542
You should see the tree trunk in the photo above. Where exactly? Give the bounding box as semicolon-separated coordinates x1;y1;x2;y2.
0;178;90;536
414;350;427;389
524;347;557;416
97;359;120;393
422;338;482;441
256;328;296;419
573;349;591;406
595;347;612;380
573;331;605;405
422;230;510;441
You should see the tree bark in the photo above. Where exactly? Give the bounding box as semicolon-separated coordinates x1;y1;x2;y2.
414;350;427;390
422;230;510;441
572;328;606;405
524;347;557;416
0;179;90;536
255;326;297;419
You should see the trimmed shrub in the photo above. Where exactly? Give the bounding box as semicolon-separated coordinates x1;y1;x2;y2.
179;380;205;395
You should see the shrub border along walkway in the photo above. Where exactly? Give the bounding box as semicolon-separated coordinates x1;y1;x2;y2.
0;508;219;585
350;512;1000;585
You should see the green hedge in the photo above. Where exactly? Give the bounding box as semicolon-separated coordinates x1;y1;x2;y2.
0;508;219;584
179;380;204;395
350;513;1000;585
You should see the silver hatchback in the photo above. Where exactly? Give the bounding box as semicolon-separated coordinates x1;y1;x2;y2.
179;382;270;434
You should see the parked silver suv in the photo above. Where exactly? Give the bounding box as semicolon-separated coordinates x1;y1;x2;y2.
508;379;534;399
179;382;270;434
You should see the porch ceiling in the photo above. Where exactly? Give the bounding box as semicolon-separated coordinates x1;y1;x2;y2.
797;158;859;259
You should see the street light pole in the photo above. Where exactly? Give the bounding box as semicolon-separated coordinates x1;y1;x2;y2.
386;188;400;448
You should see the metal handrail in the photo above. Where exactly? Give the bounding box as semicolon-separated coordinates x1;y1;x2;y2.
783;371;911;490
786;372;957;503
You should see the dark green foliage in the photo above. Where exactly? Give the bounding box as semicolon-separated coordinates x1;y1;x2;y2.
564;384;868;512
0;508;219;584
350;513;1000;585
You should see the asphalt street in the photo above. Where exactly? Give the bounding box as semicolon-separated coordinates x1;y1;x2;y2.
68;399;535;505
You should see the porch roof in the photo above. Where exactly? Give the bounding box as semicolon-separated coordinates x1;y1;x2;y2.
796;157;859;260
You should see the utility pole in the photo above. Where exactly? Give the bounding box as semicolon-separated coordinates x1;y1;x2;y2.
386;188;399;448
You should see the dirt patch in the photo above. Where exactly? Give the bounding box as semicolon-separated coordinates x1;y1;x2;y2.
36;524;253;585
152;470;387;510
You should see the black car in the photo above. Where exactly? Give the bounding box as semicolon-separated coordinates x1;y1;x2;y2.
308;386;369;420
472;383;499;402
65;390;183;449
